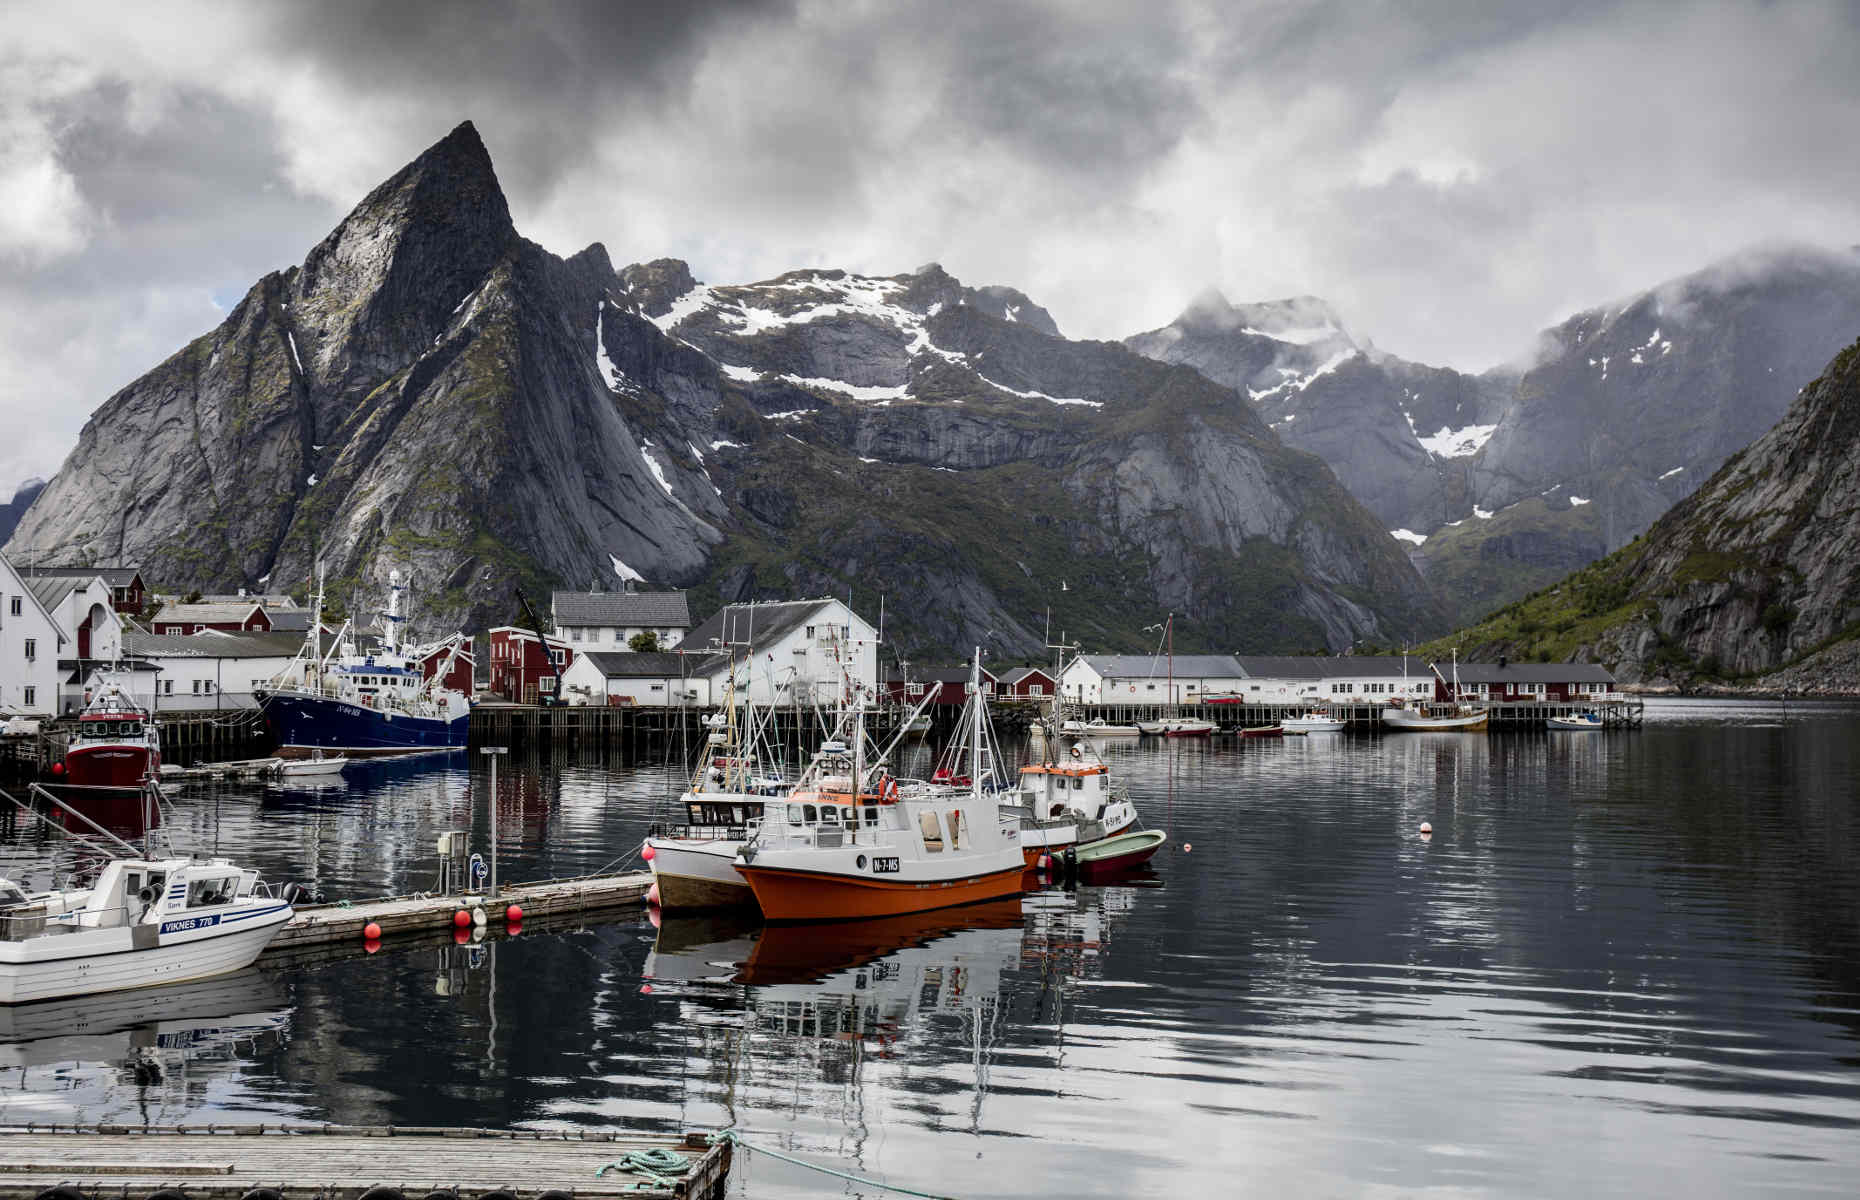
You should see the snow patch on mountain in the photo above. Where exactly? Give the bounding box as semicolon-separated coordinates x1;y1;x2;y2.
1417;423;1497;459
1390;529;1427;546
781;374;910;401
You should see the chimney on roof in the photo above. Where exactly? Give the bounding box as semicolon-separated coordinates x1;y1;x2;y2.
1498;655;1508;669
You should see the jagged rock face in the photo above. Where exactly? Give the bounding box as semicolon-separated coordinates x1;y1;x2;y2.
9;121;1444;657
1128;247;1860;625
0;479;45;547
7;122;724;634
1454;337;1860;686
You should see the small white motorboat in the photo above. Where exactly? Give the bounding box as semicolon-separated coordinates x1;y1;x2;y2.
1281;711;1346;734
0;859;293;1004
279;750;347;776
1547;711;1604;730
1054;718;1140;737
1136;717;1217;737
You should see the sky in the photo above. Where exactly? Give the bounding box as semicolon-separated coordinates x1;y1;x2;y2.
4;0;1859;495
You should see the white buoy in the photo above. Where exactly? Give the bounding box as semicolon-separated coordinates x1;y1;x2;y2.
1419;821;1433;835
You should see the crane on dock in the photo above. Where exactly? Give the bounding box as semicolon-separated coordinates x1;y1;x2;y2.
514;588;567;707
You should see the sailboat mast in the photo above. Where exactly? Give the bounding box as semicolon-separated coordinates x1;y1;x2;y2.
970;647;983;802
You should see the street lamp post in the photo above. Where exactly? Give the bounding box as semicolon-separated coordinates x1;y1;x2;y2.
480;745;507;896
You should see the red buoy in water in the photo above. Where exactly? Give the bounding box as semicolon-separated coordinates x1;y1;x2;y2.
363;937;381;955
362;922;382;940
506;919;523;937
642;844;657;862
50;762;64;776
505;904;523;923
639;983;654;995
453;909;471;928
647;905;662;930
1183;843;1193;853
453;927;471;945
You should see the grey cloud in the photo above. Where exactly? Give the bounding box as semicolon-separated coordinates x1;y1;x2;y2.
4;0;1859;493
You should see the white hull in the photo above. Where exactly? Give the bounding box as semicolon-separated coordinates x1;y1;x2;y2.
0;908;290;1005
647;838;755;909
280;756;347;776
1381;707;1490;731
1547;716;1604;730
1281;716;1345;733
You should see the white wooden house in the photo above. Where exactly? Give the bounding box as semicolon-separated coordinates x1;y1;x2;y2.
109;630;304;714
551;590;692;651
560;651;723;707
681;598;879;708
0;554;65;715
1058;654;1249;705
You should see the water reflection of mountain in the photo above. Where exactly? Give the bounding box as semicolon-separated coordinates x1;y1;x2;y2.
0;970;291;1125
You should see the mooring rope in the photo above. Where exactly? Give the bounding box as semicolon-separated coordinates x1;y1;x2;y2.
698;1129;961;1200
597;1145;693;1188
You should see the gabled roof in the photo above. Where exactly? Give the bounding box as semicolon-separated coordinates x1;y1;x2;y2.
197;593;299;607
19;566;142;589
1233;655;1422;680
891;665;1000;684
576;650;729;678
122;630;306;659
1451;661;1617;684
553;590;692;628
25;575;86;612
151;601;265;626
684;599;852;652
0;553;67;648
997;666;1056;685
1075;654;1244;679
265;609;313;633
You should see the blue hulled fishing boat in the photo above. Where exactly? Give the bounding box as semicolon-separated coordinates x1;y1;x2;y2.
254;571;471;755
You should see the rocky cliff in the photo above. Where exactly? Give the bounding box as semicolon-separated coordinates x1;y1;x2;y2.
0;480;45;547
1128;248;1860;624
7;122;1444;658
1441;335;1860;688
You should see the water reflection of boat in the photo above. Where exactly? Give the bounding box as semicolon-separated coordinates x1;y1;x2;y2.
0;968;287;1068
742;898;1024;986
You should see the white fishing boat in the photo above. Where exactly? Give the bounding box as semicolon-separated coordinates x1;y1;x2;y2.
1136;716;1217;737
1055;717;1140;737
1382;649;1489;732
1547;710;1604;730
1280;711;1346;733
0;858;292;1004
734;652;1026;922
278;750;347;776
648;669;934;911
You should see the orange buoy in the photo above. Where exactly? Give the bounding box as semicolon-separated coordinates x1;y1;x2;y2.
642;844;657;862
363;922;382;940
505;904;523;923
646;882;660;907
453;909;471;928
363;937;381;955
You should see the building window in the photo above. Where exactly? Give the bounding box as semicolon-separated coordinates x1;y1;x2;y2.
22;639;34;660
804;625;815;639
8;597;18;617
1030;684;1045;696
163;679;174;695
907;684;924;697
570;628;581;642
22;687;34;707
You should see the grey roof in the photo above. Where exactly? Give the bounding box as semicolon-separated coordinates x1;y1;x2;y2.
198;593;299;607
1078;654;1244;679
890;665;999;684
123;630;306;659
684;599;839;652
1449;661;1616;684
553;590;691;628
265;609;313;633
576;650;728;678
20;566;142;588
1234;655;1422;679
151;601;265;626
25;575;85;611
996;666;1054;685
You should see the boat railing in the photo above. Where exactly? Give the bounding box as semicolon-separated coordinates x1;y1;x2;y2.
0;899;142;940
648;821;750;842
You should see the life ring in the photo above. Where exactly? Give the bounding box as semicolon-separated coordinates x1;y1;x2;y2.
1069;745;1082;759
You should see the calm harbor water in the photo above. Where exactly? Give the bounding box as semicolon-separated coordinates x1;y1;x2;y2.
3;697;1859;1196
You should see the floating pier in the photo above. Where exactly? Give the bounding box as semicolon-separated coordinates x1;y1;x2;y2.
0;1125;730;1200
267;871;654;951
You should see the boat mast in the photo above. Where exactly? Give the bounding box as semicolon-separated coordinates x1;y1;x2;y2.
969;647;983;803
384;569;404;655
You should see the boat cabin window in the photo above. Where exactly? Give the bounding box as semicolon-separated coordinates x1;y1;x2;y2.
1072;777;1084;790
919;810;944;852
187;876;237;907
948;809;964;849
0;882;27;907
864;806;879;827
820;806;841;827
787;804;805;827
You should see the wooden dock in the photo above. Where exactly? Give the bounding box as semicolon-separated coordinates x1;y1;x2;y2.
269;872;654;950
0;1125;730;1199
1063;695;1645;730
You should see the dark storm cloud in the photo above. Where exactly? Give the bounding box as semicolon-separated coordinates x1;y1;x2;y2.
5;0;1859;495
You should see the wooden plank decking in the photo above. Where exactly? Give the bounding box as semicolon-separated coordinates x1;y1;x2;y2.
266;872;654;950
0;1126;730;1199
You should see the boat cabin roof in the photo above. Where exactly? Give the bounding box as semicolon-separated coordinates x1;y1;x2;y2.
1020;764;1108;778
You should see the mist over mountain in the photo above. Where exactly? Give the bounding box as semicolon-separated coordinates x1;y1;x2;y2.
1129;244;1860;622
5;122;1444;659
